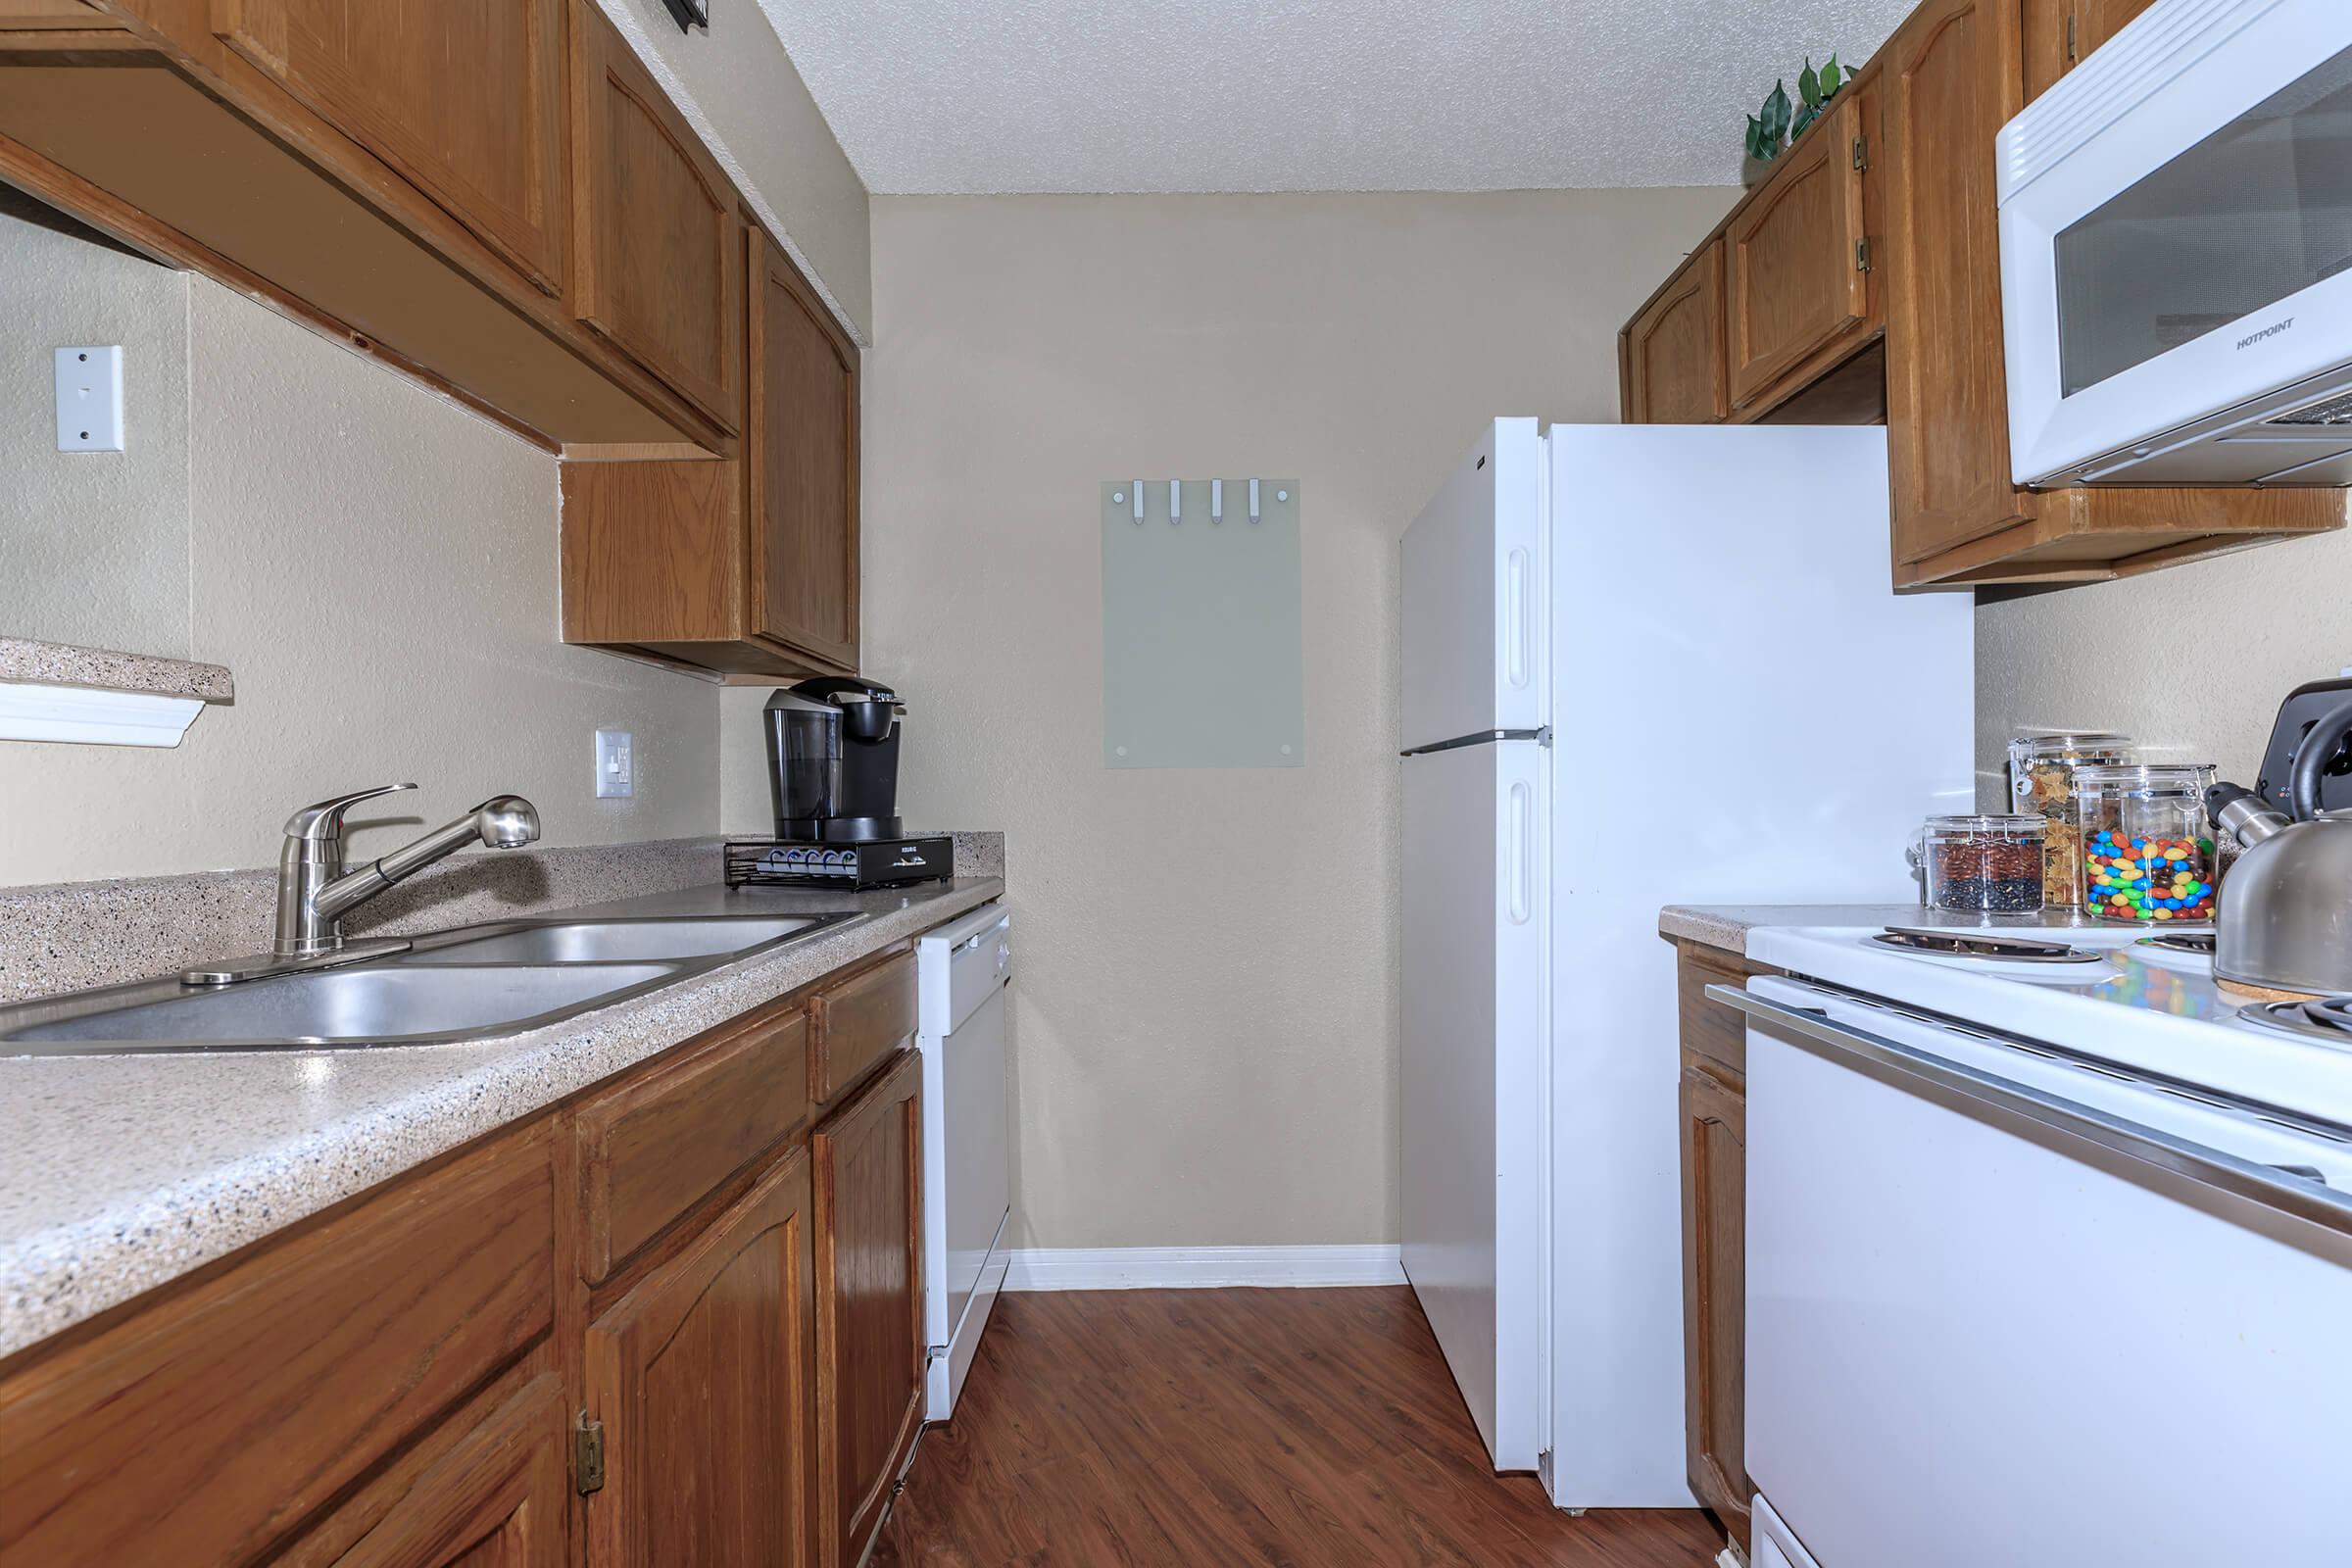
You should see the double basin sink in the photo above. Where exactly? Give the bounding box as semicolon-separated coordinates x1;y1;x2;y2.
0;912;864;1055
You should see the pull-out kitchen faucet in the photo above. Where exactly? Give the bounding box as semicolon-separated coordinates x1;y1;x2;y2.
183;784;540;986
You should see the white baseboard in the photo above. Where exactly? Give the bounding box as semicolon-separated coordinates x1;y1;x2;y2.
1002;1244;1405;1292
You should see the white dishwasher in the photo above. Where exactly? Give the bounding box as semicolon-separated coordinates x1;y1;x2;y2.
918;902;1012;1421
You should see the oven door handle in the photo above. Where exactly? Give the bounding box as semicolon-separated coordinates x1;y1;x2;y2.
1710;984;2352;1241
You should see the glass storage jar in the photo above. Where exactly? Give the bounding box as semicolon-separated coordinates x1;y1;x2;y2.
1919;815;2046;913
2073;763;2220;923
2007;731;2136;908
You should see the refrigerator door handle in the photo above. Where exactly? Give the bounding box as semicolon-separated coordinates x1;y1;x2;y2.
1504;546;1533;694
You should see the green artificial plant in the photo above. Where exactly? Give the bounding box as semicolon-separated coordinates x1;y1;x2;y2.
1745;54;1855;164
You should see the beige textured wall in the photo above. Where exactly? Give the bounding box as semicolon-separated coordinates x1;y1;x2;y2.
595;0;872;339
1976;529;2352;808
719;190;1736;1249
0;213;191;657
0;277;718;887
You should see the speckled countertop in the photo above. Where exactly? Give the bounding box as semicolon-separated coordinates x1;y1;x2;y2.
1661;903;2109;956
0;636;234;702
0;875;1003;1360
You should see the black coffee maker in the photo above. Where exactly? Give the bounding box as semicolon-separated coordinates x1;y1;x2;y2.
763;677;906;842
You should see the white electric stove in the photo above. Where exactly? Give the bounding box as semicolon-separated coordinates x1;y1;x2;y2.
1720;920;2352;1568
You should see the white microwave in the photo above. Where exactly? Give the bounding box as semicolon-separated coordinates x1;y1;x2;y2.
1997;0;2352;487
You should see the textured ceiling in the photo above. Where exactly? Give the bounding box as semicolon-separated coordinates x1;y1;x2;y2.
753;0;1920;194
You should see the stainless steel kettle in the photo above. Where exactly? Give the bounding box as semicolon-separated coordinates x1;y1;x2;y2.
2209;698;2352;997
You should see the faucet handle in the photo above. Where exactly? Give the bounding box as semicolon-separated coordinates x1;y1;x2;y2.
283;783;418;843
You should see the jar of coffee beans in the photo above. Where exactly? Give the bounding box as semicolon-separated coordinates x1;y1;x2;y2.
1919;814;2047;913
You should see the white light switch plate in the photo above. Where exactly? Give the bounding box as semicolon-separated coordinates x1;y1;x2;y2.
55;346;124;452
595;728;634;798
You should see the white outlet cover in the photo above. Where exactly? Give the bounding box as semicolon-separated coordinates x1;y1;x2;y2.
595;728;634;798
55;346;124;453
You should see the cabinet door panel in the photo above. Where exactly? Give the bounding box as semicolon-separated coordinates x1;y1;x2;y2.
288;1369;571;1568
585;1150;815;1568
1681;1059;1749;1552
1728;94;1868;409
1883;0;2034;564
214;0;567;294
569;0;740;430
750;230;859;666
1623;240;1727;424
813;1048;923;1568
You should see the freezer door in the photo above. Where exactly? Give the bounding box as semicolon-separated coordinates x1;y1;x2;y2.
1399;737;1548;1471
1400;418;1547;752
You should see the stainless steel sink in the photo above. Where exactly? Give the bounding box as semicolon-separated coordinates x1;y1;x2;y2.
2;962;681;1052
395;916;828;965
0;907;870;1056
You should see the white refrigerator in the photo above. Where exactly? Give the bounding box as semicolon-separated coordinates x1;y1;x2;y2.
1398;419;1973;1508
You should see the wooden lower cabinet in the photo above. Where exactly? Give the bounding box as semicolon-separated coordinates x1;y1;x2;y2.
1679;1057;1748;1552
812;1047;925;1568
276;1359;572;1568
1672;941;1771;1554
0;941;935;1568
585;1149;817;1567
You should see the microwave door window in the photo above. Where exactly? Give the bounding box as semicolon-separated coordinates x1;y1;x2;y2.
2055;46;2352;398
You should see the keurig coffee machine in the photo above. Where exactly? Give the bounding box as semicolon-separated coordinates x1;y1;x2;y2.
732;678;951;890
763;677;906;841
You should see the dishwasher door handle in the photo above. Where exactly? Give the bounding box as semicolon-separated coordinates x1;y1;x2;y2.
1711;984;2352;1242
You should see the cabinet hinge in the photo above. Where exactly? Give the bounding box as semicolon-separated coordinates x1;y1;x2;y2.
2066;13;2079;62
1855;237;1874;274
1851;133;1868;172
574;1413;607;1495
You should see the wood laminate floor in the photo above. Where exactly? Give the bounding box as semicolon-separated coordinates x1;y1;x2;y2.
871;1287;1725;1567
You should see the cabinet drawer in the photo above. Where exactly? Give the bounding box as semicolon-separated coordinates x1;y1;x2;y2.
809;947;917;1104
0;1127;555;1567
578;1001;810;1281
1677;946;1759;1080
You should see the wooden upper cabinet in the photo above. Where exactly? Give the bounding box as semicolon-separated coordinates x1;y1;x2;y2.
1881;0;2032;565
812;1048;923;1568
1621;239;1728;424
585;1148;817;1568
2024;0;2160;100
567;0;740;431
750;227;860;666
210;0;568;295
1727;93;1871;411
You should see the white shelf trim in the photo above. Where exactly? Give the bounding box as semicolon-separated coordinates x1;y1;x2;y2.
1002;1244;1404;1292
0;681;208;747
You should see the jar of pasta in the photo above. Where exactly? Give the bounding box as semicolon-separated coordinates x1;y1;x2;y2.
2007;731;2135;909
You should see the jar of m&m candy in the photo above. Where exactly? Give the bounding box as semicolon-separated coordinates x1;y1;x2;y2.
2073;763;2220;923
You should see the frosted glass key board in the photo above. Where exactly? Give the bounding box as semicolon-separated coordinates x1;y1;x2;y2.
1102;479;1303;769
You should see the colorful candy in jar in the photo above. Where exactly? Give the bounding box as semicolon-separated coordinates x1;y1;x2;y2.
2083;829;2214;921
